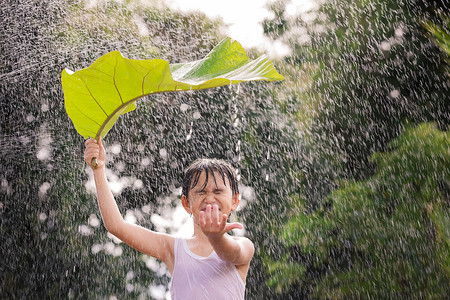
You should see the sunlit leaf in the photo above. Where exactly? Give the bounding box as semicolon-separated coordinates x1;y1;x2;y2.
61;37;284;139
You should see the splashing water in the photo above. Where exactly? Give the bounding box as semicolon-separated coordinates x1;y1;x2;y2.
1;0;448;299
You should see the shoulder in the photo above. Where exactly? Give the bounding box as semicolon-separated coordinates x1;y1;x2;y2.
233;236;254;250
232;236;255;262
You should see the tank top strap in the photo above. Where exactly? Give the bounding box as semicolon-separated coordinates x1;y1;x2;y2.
173;237;182;256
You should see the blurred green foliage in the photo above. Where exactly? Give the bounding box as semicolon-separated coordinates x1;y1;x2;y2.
262;0;450;298
424;16;450;56
266;123;449;298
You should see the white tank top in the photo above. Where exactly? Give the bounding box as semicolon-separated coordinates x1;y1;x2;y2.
169;238;246;300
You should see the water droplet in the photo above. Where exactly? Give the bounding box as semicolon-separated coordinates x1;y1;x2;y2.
39;182;51;195
26;114;35;122
180;103;190;112
390;89;400;98
78;224;93;236
133;179;143;189
88;214;100;227
141;205;151;214
109;143;121;155
380;41;391;51
91;244;102;255
125;210;137;224
193;111;201;119
39;212;47;221
159;148;167;158
36;148;50;160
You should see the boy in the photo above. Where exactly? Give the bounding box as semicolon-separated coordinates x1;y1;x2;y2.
84;138;254;300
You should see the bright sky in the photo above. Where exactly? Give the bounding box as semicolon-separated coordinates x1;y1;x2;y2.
166;0;319;58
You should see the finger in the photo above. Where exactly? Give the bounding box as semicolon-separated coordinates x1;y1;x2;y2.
219;214;227;229
211;205;219;226
85;148;99;159
85;142;99;152
85;145;99;152
85;138;95;146
199;211;206;227
224;222;243;232
85;153;99;164
205;205;212;226
84;149;96;159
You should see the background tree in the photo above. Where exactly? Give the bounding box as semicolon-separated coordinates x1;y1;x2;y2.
264;0;449;177
267;123;449;298
262;0;449;298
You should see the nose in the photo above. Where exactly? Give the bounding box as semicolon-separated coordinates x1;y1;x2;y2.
204;193;215;204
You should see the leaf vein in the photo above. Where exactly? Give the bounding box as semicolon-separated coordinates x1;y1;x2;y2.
66;94;102;128
158;65;169;92
113;57;123;104
79;77;109;117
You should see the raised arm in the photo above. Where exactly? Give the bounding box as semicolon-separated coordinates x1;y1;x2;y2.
84;138;174;271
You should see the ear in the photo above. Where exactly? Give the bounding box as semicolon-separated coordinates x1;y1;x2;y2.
231;193;240;211
181;195;191;214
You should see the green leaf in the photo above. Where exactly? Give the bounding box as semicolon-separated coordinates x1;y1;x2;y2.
61;37;284;139
423;18;450;56
263;253;306;293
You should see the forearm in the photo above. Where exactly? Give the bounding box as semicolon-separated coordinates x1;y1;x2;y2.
209;234;241;264
93;168;124;233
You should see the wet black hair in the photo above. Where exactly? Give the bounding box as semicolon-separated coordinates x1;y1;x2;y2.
182;158;239;198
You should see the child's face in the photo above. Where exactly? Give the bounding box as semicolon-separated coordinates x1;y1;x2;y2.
183;170;239;219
